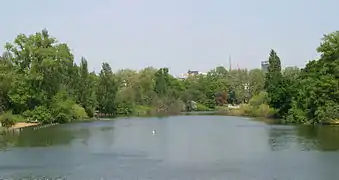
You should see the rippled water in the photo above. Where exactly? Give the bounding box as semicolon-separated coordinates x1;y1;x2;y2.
1;116;339;180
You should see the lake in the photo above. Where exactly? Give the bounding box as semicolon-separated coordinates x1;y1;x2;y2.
1;115;339;180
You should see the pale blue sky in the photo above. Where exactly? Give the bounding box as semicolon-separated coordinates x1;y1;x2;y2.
0;0;338;76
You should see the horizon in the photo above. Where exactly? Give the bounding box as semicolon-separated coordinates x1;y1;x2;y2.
1;0;337;76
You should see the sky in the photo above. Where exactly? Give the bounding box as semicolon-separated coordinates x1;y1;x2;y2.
0;0;338;76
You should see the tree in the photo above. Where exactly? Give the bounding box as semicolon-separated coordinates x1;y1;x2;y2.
282;66;300;80
264;49;292;117
3;28;339;125
0;52;14;113
154;68;171;97
248;69;265;98
0;29;89;123
76;57;97;117
97;63;118;115
285;31;339;124
136;67;157;105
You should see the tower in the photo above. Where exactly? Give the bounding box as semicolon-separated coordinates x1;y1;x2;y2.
261;61;269;73
229;55;232;71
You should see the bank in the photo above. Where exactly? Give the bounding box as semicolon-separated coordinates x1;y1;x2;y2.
0;122;39;132
1;105;338;132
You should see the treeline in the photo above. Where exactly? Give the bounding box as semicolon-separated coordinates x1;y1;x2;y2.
181;30;339;125
0;29;338;126
0;30;185;126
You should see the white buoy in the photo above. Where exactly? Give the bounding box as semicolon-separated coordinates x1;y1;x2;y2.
152;129;156;135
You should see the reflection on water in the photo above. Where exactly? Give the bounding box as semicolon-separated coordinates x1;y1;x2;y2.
266;124;339;152
268;126;296;151
296;125;339;151
1;116;339;179
0;125;84;149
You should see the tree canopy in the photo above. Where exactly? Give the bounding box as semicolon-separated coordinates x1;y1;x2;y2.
0;29;338;126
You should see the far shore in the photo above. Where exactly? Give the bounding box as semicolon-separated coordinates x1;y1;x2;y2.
1;122;39;132
10;122;40;129
1;115;338;132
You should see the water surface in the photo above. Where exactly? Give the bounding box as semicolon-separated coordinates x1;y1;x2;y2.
1;116;339;180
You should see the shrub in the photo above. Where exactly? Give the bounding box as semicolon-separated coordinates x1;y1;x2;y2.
284;105;308;124
249;92;269;107
255;104;276;118
84;107;95;118
196;103;211;111
0;111;24;128
55;112;71;123
116;100;135;116
215;102;276;118
31;106;53;124
71;104;88;120
215;106;228;112
134;105;152;116
150;97;184;115
50;92;91;123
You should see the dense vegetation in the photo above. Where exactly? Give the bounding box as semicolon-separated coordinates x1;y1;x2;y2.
0;29;338;127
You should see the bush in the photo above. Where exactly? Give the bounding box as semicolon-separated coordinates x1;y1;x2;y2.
55;112;71;123
134;105;152;116
215;102;276;118
249;92;269;107
116;100;135;116
49;92;90;123
196;103;211;111
31;106;53;124
84;107;95;118
215;106;228;112
71;104;88;120
284;105;308;124
253;104;275;118
150;97;184;115
0;111;24;128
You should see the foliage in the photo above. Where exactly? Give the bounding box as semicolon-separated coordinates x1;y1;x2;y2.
0;111;24;128
1;29;339;125
216;94;276;118
248;69;265;97
196;103;211;111
133;105;152;116
282;31;339;124
215;92;228;106
265;50;285;116
249;92;269;107
97;63;118;115
150;97;185;115
259;31;339;124
71;104;88;120
30;106;53;124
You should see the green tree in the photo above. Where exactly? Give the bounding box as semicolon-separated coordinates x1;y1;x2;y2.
248;69;265;98
264;49;292;117
4;29;80;123
97;63;118;115
76;57;97;117
285;31;339;124
0;52;14;113
154;68;170;96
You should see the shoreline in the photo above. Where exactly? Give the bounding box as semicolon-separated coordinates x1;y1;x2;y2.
1;114;338;132
10;122;40;129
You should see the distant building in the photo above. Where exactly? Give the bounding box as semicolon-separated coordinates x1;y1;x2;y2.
178;70;206;79
261;61;269;73
187;70;199;76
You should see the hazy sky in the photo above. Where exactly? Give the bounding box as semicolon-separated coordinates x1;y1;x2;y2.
0;0;338;76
